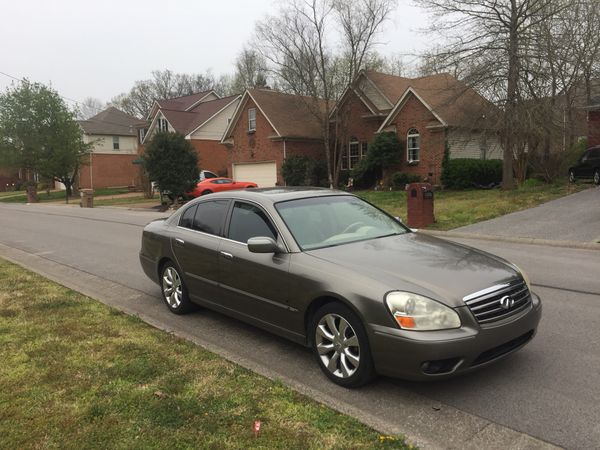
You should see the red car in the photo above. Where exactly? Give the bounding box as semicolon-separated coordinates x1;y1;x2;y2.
186;177;258;198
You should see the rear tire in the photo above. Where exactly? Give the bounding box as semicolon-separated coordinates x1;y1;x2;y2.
569;170;576;183
311;302;375;388
594;169;599;185
201;190;212;196
160;261;194;314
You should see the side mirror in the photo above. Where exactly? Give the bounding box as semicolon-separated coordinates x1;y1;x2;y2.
247;236;282;254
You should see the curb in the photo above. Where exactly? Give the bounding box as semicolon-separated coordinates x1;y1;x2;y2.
418;229;600;251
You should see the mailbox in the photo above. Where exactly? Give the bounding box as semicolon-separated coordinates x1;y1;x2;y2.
406;182;434;228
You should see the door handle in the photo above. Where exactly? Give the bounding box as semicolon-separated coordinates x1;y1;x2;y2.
219;251;233;260
175;238;185;246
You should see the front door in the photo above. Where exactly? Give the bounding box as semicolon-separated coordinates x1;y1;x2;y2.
218;201;294;329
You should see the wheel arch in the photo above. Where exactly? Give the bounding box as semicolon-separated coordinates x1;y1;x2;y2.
303;293;367;347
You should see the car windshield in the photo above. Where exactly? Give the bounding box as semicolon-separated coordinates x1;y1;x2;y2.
275;195;408;250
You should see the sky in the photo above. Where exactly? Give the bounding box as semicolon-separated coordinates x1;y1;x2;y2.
0;0;431;106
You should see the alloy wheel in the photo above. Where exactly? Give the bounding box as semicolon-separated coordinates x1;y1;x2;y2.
594;170;599;185
569;171;575;183
162;266;182;308
315;313;360;379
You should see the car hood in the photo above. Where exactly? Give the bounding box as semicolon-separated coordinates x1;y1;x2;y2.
305;232;520;308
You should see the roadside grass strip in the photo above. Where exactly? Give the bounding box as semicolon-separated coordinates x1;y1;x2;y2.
0;187;130;203
358;182;588;230
0;259;410;449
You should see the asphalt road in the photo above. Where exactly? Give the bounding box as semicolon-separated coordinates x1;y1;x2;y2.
456;186;600;243
1;203;599;449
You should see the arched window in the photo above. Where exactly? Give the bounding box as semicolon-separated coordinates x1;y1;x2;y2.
407;128;420;163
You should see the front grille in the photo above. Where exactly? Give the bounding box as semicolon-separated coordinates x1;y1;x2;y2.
463;279;531;324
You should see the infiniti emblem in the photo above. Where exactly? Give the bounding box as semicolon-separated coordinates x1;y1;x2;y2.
499;295;515;310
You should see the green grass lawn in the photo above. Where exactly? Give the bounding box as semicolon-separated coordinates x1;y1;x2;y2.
357;181;588;230
0;190;25;198
0;259;409;449
94;194;159;207
0;187;130;203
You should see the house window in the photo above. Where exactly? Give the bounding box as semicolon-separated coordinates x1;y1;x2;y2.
248;108;256;132
349;139;360;169
341;140;368;170
158;117;169;132
113;136;120;150
407;128;420;162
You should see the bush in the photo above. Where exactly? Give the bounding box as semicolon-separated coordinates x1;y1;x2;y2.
142;131;199;202
391;172;421;189
351;132;401;187
282;155;328;187
441;158;503;189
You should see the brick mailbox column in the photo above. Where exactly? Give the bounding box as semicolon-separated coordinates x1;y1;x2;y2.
406;182;435;228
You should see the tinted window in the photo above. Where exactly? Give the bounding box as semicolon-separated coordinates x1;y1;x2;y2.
204;171;218;179
192;200;229;235
228;202;277;244
179;205;197;229
590;149;600;158
211;179;232;184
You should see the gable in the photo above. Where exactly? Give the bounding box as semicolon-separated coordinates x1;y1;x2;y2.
357;73;393;111
188;98;241;140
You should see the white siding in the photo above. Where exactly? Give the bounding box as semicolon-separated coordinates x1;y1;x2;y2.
189;99;240;140
84;134;138;154
358;76;391;111
447;129;502;160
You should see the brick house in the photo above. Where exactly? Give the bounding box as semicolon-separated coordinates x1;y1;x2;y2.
143;91;241;176
221;89;326;187
586;97;600;147
332;71;501;184
78;107;146;189
0;167;23;192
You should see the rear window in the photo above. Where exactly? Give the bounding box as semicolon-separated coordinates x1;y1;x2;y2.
192;200;230;235
179;205;197;229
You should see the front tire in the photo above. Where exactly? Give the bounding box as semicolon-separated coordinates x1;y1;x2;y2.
160;261;194;314
569;170;576;183
311;302;375;388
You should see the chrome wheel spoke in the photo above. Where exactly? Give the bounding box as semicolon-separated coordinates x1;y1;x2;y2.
316;324;334;341
327;351;340;372
344;335;358;348
340;354;351;377
325;315;338;337
343;349;360;368
162;266;183;308
317;342;334;355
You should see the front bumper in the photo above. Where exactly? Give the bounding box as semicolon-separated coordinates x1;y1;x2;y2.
369;292;542;380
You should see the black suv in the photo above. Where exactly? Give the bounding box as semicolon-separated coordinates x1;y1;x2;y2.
569;146;600;185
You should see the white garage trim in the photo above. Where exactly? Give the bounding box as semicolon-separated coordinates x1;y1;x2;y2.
232;161;277;188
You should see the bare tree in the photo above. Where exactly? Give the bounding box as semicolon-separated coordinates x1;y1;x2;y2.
76;97;105;120
110;69;233;118
414;0;568;188
231;47;269;93
256;0;397;186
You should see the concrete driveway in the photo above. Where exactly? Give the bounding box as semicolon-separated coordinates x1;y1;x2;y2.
455;186;600;242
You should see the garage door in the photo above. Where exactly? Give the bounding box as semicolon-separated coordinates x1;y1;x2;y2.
233;162;277;188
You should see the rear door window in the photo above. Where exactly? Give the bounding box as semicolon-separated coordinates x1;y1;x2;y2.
192;200;230;236
179;205;197;229
227;202;277;244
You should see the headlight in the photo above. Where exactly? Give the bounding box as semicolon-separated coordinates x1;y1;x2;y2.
512;264;531;290
385;291;461;331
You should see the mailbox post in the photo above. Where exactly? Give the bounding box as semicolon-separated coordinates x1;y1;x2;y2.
406;182;434;228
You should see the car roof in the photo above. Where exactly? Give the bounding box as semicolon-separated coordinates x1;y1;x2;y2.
202;187;352;204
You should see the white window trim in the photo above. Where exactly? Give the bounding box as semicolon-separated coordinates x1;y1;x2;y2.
248;108;256;132
407;128;420;163
112;136;120;150
348;139;360;170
